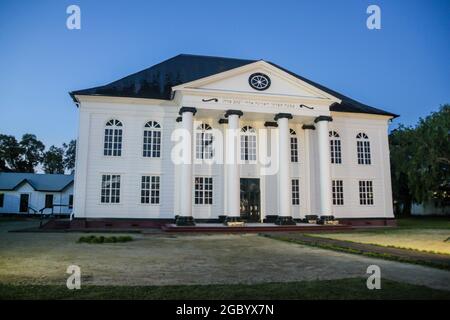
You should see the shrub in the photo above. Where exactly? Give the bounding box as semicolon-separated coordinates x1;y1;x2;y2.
77;235;133;244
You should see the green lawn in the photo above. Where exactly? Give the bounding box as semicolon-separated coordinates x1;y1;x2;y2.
396;217;450;229
310;217;450;255
1;278;449;300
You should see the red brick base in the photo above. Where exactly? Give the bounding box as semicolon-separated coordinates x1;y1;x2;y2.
337;218;396;227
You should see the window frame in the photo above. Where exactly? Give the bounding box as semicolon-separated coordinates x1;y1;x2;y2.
0;193;4;207
356;132;371;165
194;176;213;205
292;179;300;205
240;126;257;162
332;180;344;206
103;119;123;157
141;175;160;205
100;174;121;204
329;131;342;164
290;129;299;163
195;123;214;160
142;121;162;158
359;180;374;205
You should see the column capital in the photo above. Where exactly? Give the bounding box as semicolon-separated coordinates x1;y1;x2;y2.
274;113;293;121
314;115;333;123
225;109;243;118
264;121;278;128
302;124;315;130
179;106;197;115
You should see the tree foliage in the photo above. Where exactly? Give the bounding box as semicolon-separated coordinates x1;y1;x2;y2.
19;134;45;172
42;146;65;174
390;104;450;215
0;133;76;173
63;140;76;174
0;134;23;172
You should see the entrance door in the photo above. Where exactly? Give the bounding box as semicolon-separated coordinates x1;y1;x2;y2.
240;178;260;222
19;194;29;213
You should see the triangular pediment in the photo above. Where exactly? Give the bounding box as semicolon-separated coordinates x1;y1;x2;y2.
172;61;339;102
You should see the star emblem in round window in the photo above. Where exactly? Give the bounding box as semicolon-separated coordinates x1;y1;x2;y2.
248;73;271;91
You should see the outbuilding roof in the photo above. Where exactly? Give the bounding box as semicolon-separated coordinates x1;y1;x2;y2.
0;173;74;192
70;53;398;118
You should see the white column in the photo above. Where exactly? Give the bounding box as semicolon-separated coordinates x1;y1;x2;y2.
302;125;313;217
275;113;296;225
225;110;243;223
222;121;228;220
315;116;333;217
176;107;196;226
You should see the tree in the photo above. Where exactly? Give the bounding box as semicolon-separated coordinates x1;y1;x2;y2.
389;104;450;216
63;139;76;173
42;146;65;174
0;134;25;172
19;134;45;173
389;125;415;216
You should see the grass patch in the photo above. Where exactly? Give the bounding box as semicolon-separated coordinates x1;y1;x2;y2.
77;235;133;244
263;234;450;271
306;232;450;256
304;217;450;255
0;278;449;300
396;217;450;230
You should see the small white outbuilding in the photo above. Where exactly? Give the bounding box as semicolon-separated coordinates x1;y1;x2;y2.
0;173;74;215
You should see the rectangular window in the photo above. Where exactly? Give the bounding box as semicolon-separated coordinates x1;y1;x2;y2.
45;194;54;208
141;175;160;204
357;141;371;165
101;174;121;203
359;180;374;205
68;195;73;209
143;130;161;158
332;180;344;205
291;136;298;162
330;139;342;164
194;177;213;205
240;135;257;161
0;193;4;207
292;179;300;205
104;128;122;156
196;131;214;160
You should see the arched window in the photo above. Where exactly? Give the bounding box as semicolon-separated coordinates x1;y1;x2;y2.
143;121;161;158
329;131;342;164
196;123;214;160
241;126;257;161
290;129;298;163
104;119;123;156
356;132;371;165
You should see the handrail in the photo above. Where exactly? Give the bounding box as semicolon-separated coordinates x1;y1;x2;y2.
27;206;39;214
39;204;72;228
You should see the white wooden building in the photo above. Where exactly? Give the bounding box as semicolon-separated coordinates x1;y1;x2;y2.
69;54;397;226
0;173;74;215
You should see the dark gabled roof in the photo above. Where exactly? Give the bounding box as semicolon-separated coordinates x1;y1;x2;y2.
70;54;398;118
70;54;256;101
0;173;74;192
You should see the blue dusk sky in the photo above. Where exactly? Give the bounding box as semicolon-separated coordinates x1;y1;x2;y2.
0;0;449;147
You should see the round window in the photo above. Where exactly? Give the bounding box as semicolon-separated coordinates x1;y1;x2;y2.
248;73;271;91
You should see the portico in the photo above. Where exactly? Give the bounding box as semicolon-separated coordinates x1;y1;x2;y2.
174;93;336;226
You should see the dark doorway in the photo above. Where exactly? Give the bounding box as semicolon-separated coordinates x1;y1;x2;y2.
240;178;260;222
45;194;54;208
19;194;29;213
